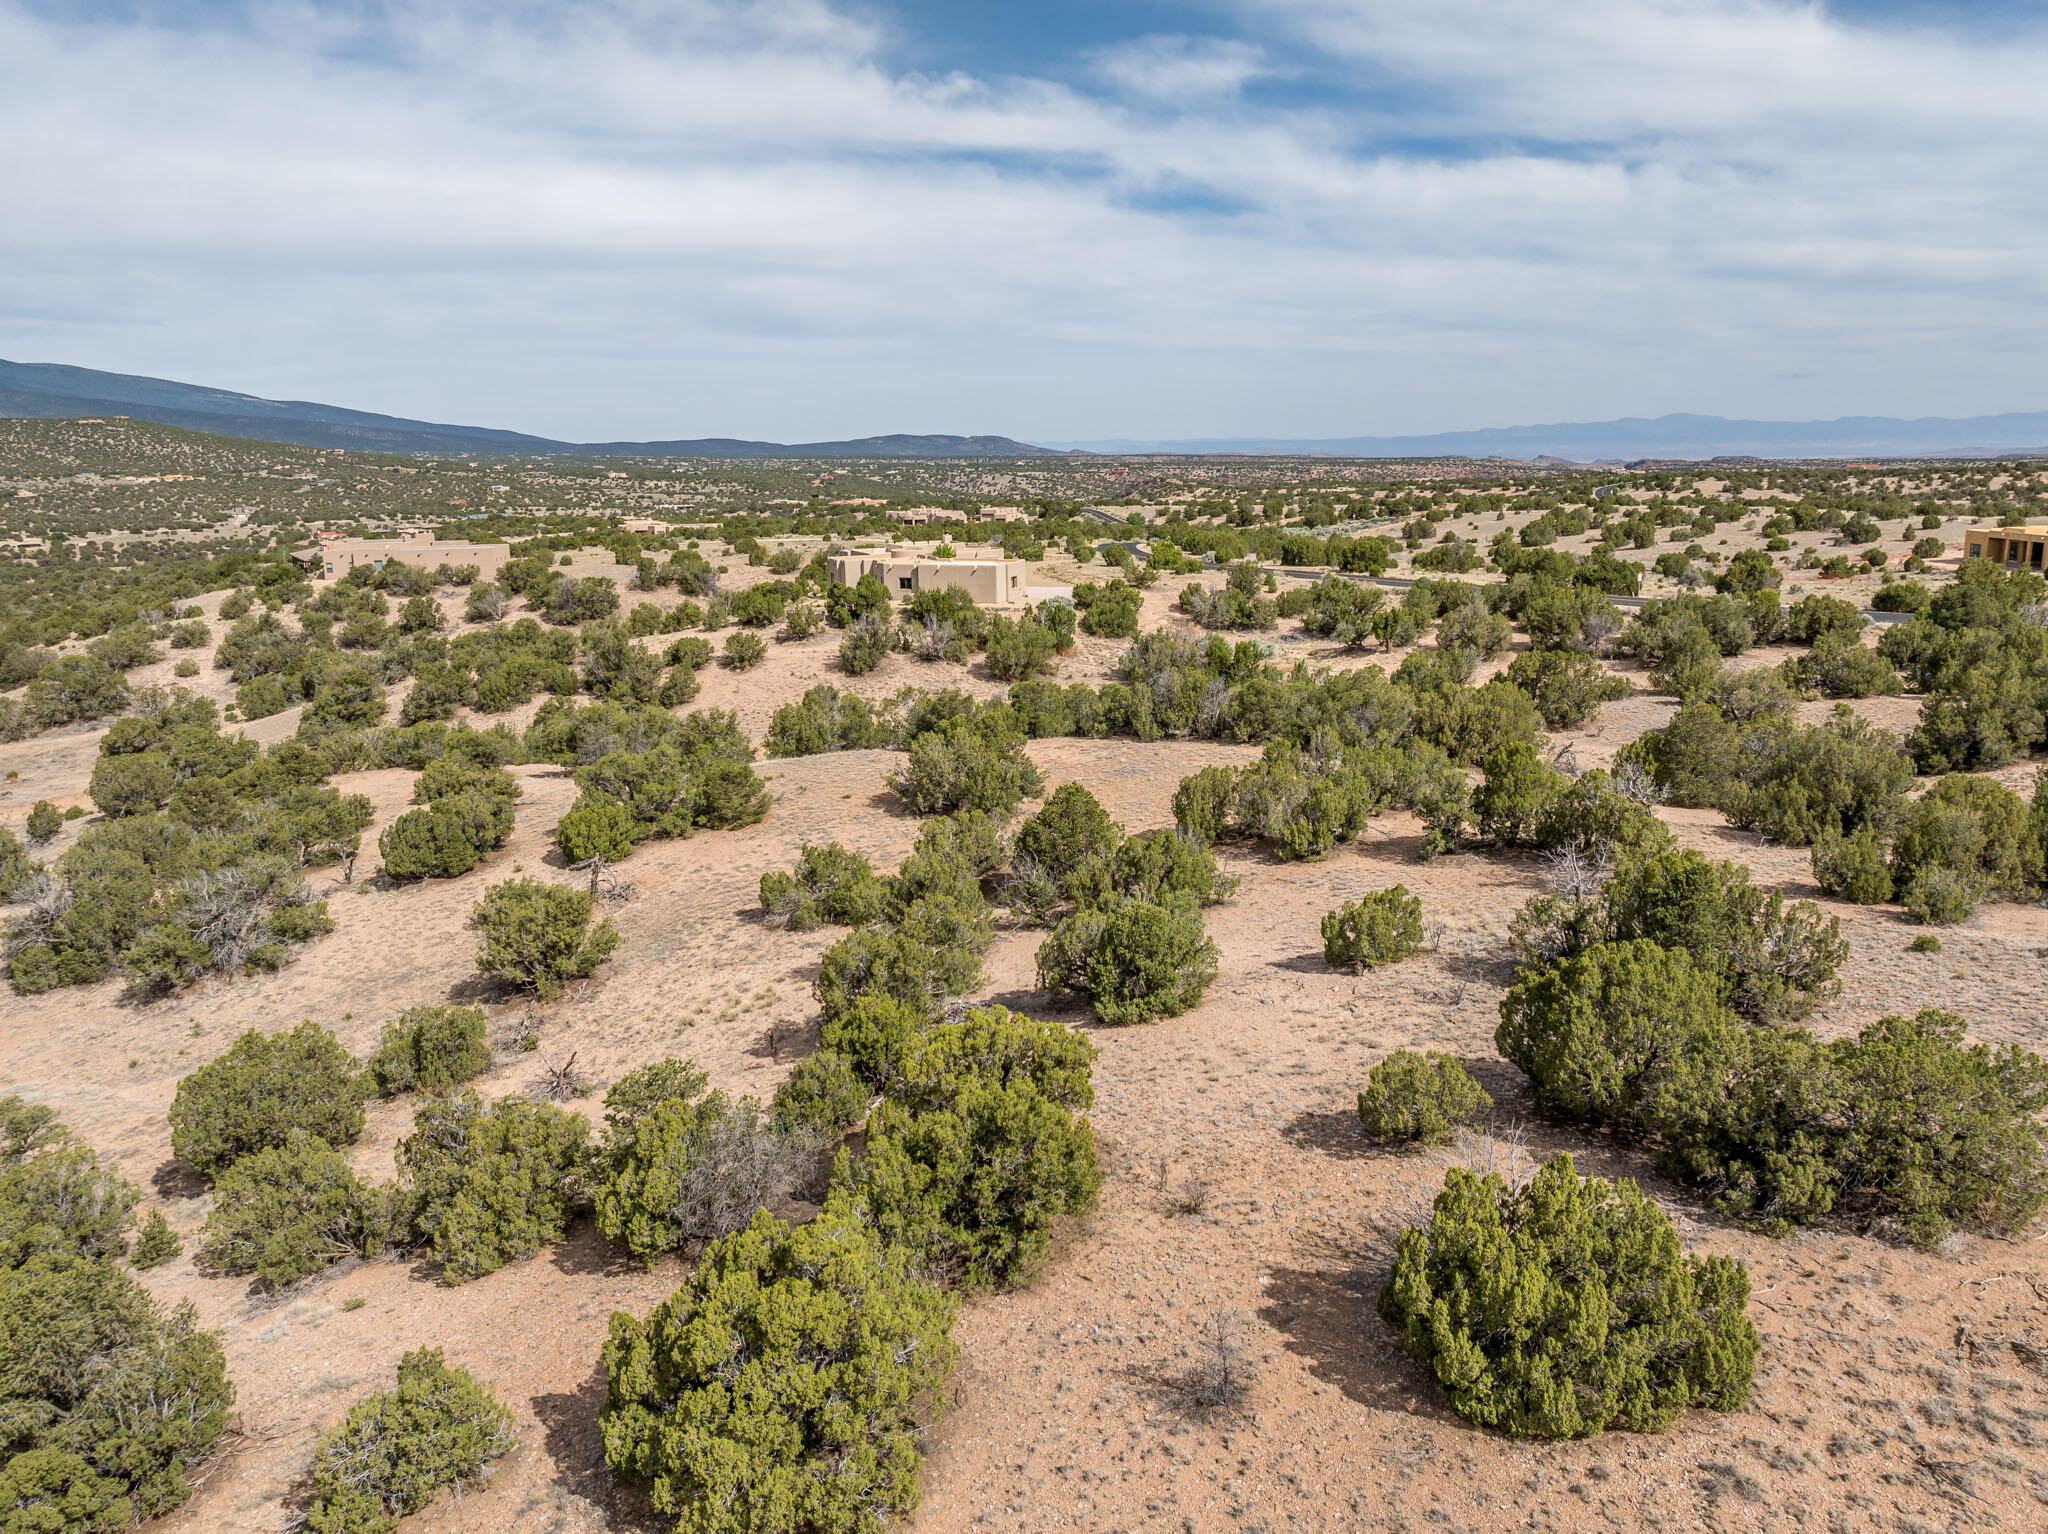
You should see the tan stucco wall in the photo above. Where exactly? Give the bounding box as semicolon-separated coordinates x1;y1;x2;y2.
825;553;1026;606
314;538;514;582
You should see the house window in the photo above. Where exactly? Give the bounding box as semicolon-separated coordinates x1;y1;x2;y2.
899;577;914;590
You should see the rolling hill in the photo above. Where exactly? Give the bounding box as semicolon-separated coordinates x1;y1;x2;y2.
0;359;1067;458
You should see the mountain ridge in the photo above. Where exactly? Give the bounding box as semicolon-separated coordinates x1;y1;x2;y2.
4;358;2045;461
1043;410;2048;460
0;359;1069;459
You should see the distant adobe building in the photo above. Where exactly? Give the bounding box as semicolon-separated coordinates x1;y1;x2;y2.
827;549;1035;607
1966;525;2047;570
295;531;515;582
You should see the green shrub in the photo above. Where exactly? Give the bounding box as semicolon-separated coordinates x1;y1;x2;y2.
1471;740;1563;845
1412;537;1482;573
1498;939;1740;1126
554;723;768;848
26;655;131;728
982;615;1058;681
168;1022;367;1178
1529;769;1670;863
816;573;887;629
199;1131;391;1289
24;801;61;845
399;1093;589;1283
1410;677;1543;767
1810;826;1894;904
1227;740;1378;860
1502;932;2048;1244
1902;864;1980;925
367;1006;490;1096
1079;579;1142;637
131;1208;181;1269
758;843;889;931
1599;848;1846;1023
599;1058;711;1138
1067;828;1238;910
0;1255;235;1525
1321;886;1425;973
0;828;32;900
0;1137;139;1268
1784;594;1864;644
1379;1154;1757;1437
555;798;635;864
1781;632;1902;699
1503;649;1631;729
472;878;621;1000
1823;1009;2048;1247
1890;772;2040;901
837;615;893;675
888;717;1044;817
593;1087;816;1265
1908;933;1942;953
1171;765;1239;844
306;1348;517;1534
1014;782;1122;884
600;1199;958;1534
769;1052;870;1137
377;787;513;879
764;683;891;756
815;925;980;1026
1036;895;1218;1025
88;750;174;818
1356;1051;1491;1145
664;633;714;672
818;994;928;1090
1435;602;1513;659
1719;710;1912;846
720;631;767;669
846;1061;1100;1289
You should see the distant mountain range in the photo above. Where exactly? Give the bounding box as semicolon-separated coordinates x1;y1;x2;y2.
3;358;2044;462
1045;412;2048;461
0;359;1066;458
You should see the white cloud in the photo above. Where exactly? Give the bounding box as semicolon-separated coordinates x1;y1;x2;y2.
1090;35;1271;102
0;0;2043;439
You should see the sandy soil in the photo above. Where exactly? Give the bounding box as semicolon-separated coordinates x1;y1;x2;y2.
4;547;2048;1534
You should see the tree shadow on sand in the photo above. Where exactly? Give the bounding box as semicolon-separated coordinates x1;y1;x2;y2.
1257;1256;1462;1426
531;1364;668;1534
547;1218;654;1281
150;1157;209;1200
1279;1107;1374;1162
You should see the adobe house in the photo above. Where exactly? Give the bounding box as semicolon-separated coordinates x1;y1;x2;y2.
826;548;1029;607
1964;525;2048;570
294;532;515;582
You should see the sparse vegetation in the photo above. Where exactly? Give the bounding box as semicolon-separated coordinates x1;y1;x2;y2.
9;427;2048;1526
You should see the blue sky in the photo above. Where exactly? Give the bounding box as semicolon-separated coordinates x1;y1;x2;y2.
3;0;2045;442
